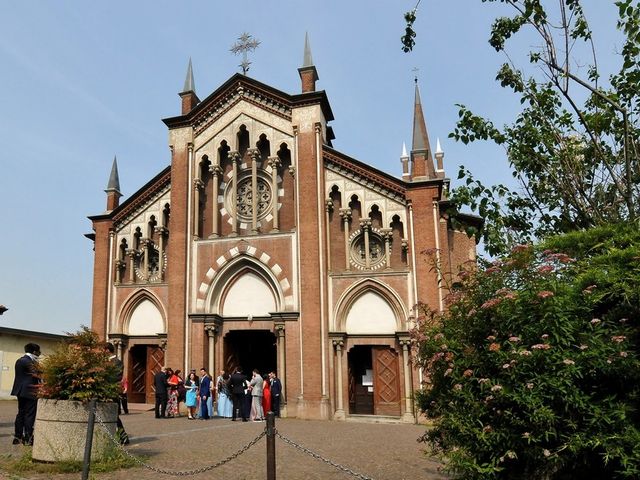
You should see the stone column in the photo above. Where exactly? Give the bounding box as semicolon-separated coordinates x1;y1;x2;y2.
193;178;203;238
268;156;281;232
332;339;346;420
325;199;333;270
229;151;240;236
155;226;167;281
126;249;136;283
205;325;218;377
113;339;123;360
142;239;151;281
338;208;352;270
209;165;222;238
360;219;372;269
249;149;260;234
275;322;287;417
399;339;415;422
381;227;393;269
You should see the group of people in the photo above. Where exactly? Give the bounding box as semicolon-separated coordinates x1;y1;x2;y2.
153;366;282;422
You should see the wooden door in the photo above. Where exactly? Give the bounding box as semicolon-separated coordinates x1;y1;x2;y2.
129;346;147;403
146;347;165;403
372;347;401;416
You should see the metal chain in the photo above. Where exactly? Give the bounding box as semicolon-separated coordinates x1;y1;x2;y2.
275;430;374;480
94;411;265;476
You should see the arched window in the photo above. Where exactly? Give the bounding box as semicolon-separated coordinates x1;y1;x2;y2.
237;125;249;157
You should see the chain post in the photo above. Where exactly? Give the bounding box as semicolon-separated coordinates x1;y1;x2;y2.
266;412;276;480
81;399;97;480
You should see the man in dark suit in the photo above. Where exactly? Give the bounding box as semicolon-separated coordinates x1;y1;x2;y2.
11;343;40;445
229;367;248;421
269;371;282;417
154;367;168;418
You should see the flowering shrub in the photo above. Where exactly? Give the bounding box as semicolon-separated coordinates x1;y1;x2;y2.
39;326;121;402
414;225;640;479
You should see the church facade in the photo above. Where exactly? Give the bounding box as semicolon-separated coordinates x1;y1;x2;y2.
88;41;480;421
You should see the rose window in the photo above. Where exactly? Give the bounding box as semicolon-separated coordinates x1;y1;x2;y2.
349;231;386;270
233;176;273;222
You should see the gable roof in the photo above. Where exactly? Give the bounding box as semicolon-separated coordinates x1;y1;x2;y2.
163;73;334;139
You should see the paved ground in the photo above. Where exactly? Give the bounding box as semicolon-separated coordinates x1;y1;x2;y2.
0;400;447;480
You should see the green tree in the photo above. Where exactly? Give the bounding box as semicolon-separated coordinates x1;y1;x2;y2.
413;225;640;479
403;1;640;256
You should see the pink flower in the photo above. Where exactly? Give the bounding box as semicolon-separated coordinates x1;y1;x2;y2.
611;335;627;343
454;384;463;391
463;369;474;377
562;359;575;365
543;449;551;457
590;318;601;325
537;265;554;274
486;335;496;341
478;378;490;384
582;284;597;294
481;298;502;309
620;351;628;358
541;334;549;340
508;336;521;343
502;363;511;369
491;384;503;392
444;368;453;377
537;291;554;299
526;383;534;389
532;344;551;350
578;344;588;350
482;425;493;433
489;343;501;352
519;350;532;356
619;318;628;324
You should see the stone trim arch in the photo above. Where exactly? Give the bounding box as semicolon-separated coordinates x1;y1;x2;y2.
195;242;294;313
333;279;408;332
118;288;167;335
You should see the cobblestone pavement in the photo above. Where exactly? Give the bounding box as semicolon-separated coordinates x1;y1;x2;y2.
0;400;447;480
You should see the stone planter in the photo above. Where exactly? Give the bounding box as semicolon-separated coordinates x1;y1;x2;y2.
32;399;118;462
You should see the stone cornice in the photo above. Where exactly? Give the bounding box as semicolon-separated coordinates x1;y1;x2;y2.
112;168;171;230
323;147;407;203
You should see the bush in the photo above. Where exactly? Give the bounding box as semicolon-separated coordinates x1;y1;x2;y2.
414;224;640;479
38;326;121;402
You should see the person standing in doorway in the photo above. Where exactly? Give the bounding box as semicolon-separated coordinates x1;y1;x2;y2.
249;369;264;421
229;367;248;421
198;368;211;420
154;366;168;418
269;371;282;417
11;343;40;445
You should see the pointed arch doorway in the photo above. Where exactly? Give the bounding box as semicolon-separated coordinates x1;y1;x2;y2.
223;330;277;376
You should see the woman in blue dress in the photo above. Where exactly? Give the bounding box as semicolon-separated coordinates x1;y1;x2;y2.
184;372;198;419
216;372;233;418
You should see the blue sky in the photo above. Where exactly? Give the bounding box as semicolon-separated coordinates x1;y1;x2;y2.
0;1;623;334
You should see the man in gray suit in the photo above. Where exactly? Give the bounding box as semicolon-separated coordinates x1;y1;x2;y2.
11;343;40;445
249;369;264;421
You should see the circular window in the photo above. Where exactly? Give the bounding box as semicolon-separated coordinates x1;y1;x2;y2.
227;174;273;222
349;230;386;270
134;241;167;282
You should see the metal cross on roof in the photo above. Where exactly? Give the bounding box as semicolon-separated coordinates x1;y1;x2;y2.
230;33;261;75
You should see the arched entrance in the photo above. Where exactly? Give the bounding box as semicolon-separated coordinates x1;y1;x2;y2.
223;330;276;376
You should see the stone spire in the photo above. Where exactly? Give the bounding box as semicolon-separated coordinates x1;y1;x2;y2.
298;32;319;93
410;80;436;179
182;57;196;93
435;137;445;174
400;142;411;180
105;155;122;211
179;57;200;114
